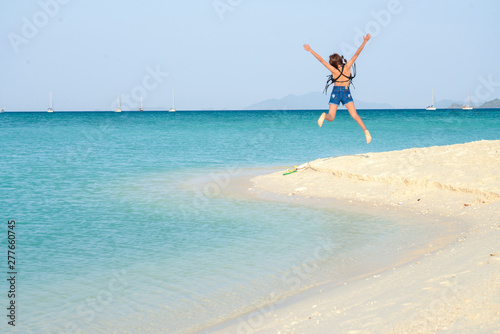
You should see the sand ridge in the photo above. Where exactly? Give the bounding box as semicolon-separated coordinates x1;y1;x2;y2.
308;140;500;203
251;140;500;219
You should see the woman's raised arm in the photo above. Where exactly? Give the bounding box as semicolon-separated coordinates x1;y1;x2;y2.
304;44;337;73
346;34;371;68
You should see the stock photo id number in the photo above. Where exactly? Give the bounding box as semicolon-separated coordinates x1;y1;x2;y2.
6;220;17;327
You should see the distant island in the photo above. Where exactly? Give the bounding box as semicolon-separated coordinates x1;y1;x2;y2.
478;98;500;108
448;98;500;109
247;93;500;110
245;92;393;110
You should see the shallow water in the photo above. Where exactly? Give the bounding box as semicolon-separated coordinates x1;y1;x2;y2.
0;109;498;333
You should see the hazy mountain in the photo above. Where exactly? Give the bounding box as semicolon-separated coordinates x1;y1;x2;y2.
448;103;463;109
479;98;500;108
245;92;393;110
435;99;457;109
446;98;500;109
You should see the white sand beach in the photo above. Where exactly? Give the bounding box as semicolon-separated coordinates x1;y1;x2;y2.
207;140;500;333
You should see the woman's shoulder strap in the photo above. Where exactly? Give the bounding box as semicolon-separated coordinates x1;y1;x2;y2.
323;62;357;93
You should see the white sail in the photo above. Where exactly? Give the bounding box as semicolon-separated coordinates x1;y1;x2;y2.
426;89;436;110
462;92;473;110
139;92;144;111
115;94;122;112
169;88;176;112
47;92;54;112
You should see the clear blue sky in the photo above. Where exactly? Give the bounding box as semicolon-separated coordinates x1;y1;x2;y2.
1;0;499;110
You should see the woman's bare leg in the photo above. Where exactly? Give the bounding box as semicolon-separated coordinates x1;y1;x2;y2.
345;102;372;144
318;103;338;127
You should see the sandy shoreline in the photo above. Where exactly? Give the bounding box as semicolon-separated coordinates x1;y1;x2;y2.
201;140;500;333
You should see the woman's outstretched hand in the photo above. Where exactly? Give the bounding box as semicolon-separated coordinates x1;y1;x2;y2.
363;34;371;42
303;44;312;52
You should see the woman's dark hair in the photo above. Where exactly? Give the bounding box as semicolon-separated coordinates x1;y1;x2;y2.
329;53;346;69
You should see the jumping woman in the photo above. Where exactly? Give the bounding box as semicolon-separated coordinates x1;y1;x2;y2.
303;33;372;144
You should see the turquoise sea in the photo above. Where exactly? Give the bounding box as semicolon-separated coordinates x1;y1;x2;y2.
1;109;499;333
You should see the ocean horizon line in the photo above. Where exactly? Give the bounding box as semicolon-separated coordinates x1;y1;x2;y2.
2;107;500;113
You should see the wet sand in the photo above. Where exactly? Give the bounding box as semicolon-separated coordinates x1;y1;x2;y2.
202;140;500;333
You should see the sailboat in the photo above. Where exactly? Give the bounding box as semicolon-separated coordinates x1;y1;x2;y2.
47;92;54;112
115;94;122;112
462;92;473;110
138;92;144;112
169;89;176;112
425;90;437;110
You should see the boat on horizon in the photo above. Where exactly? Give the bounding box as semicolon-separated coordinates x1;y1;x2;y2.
462;92;473;110
169;89;176;112
138;92;144;112
425;89;437;110
115;94;122;112
47;92;54;112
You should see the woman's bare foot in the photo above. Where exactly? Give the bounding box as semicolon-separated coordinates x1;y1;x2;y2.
318;113;326;127
365;130;372;144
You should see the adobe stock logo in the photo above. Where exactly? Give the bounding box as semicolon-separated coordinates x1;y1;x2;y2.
471;74;500;105
8;0;71;54
340;0;404;55
109;65;169;111
213;0;243;21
